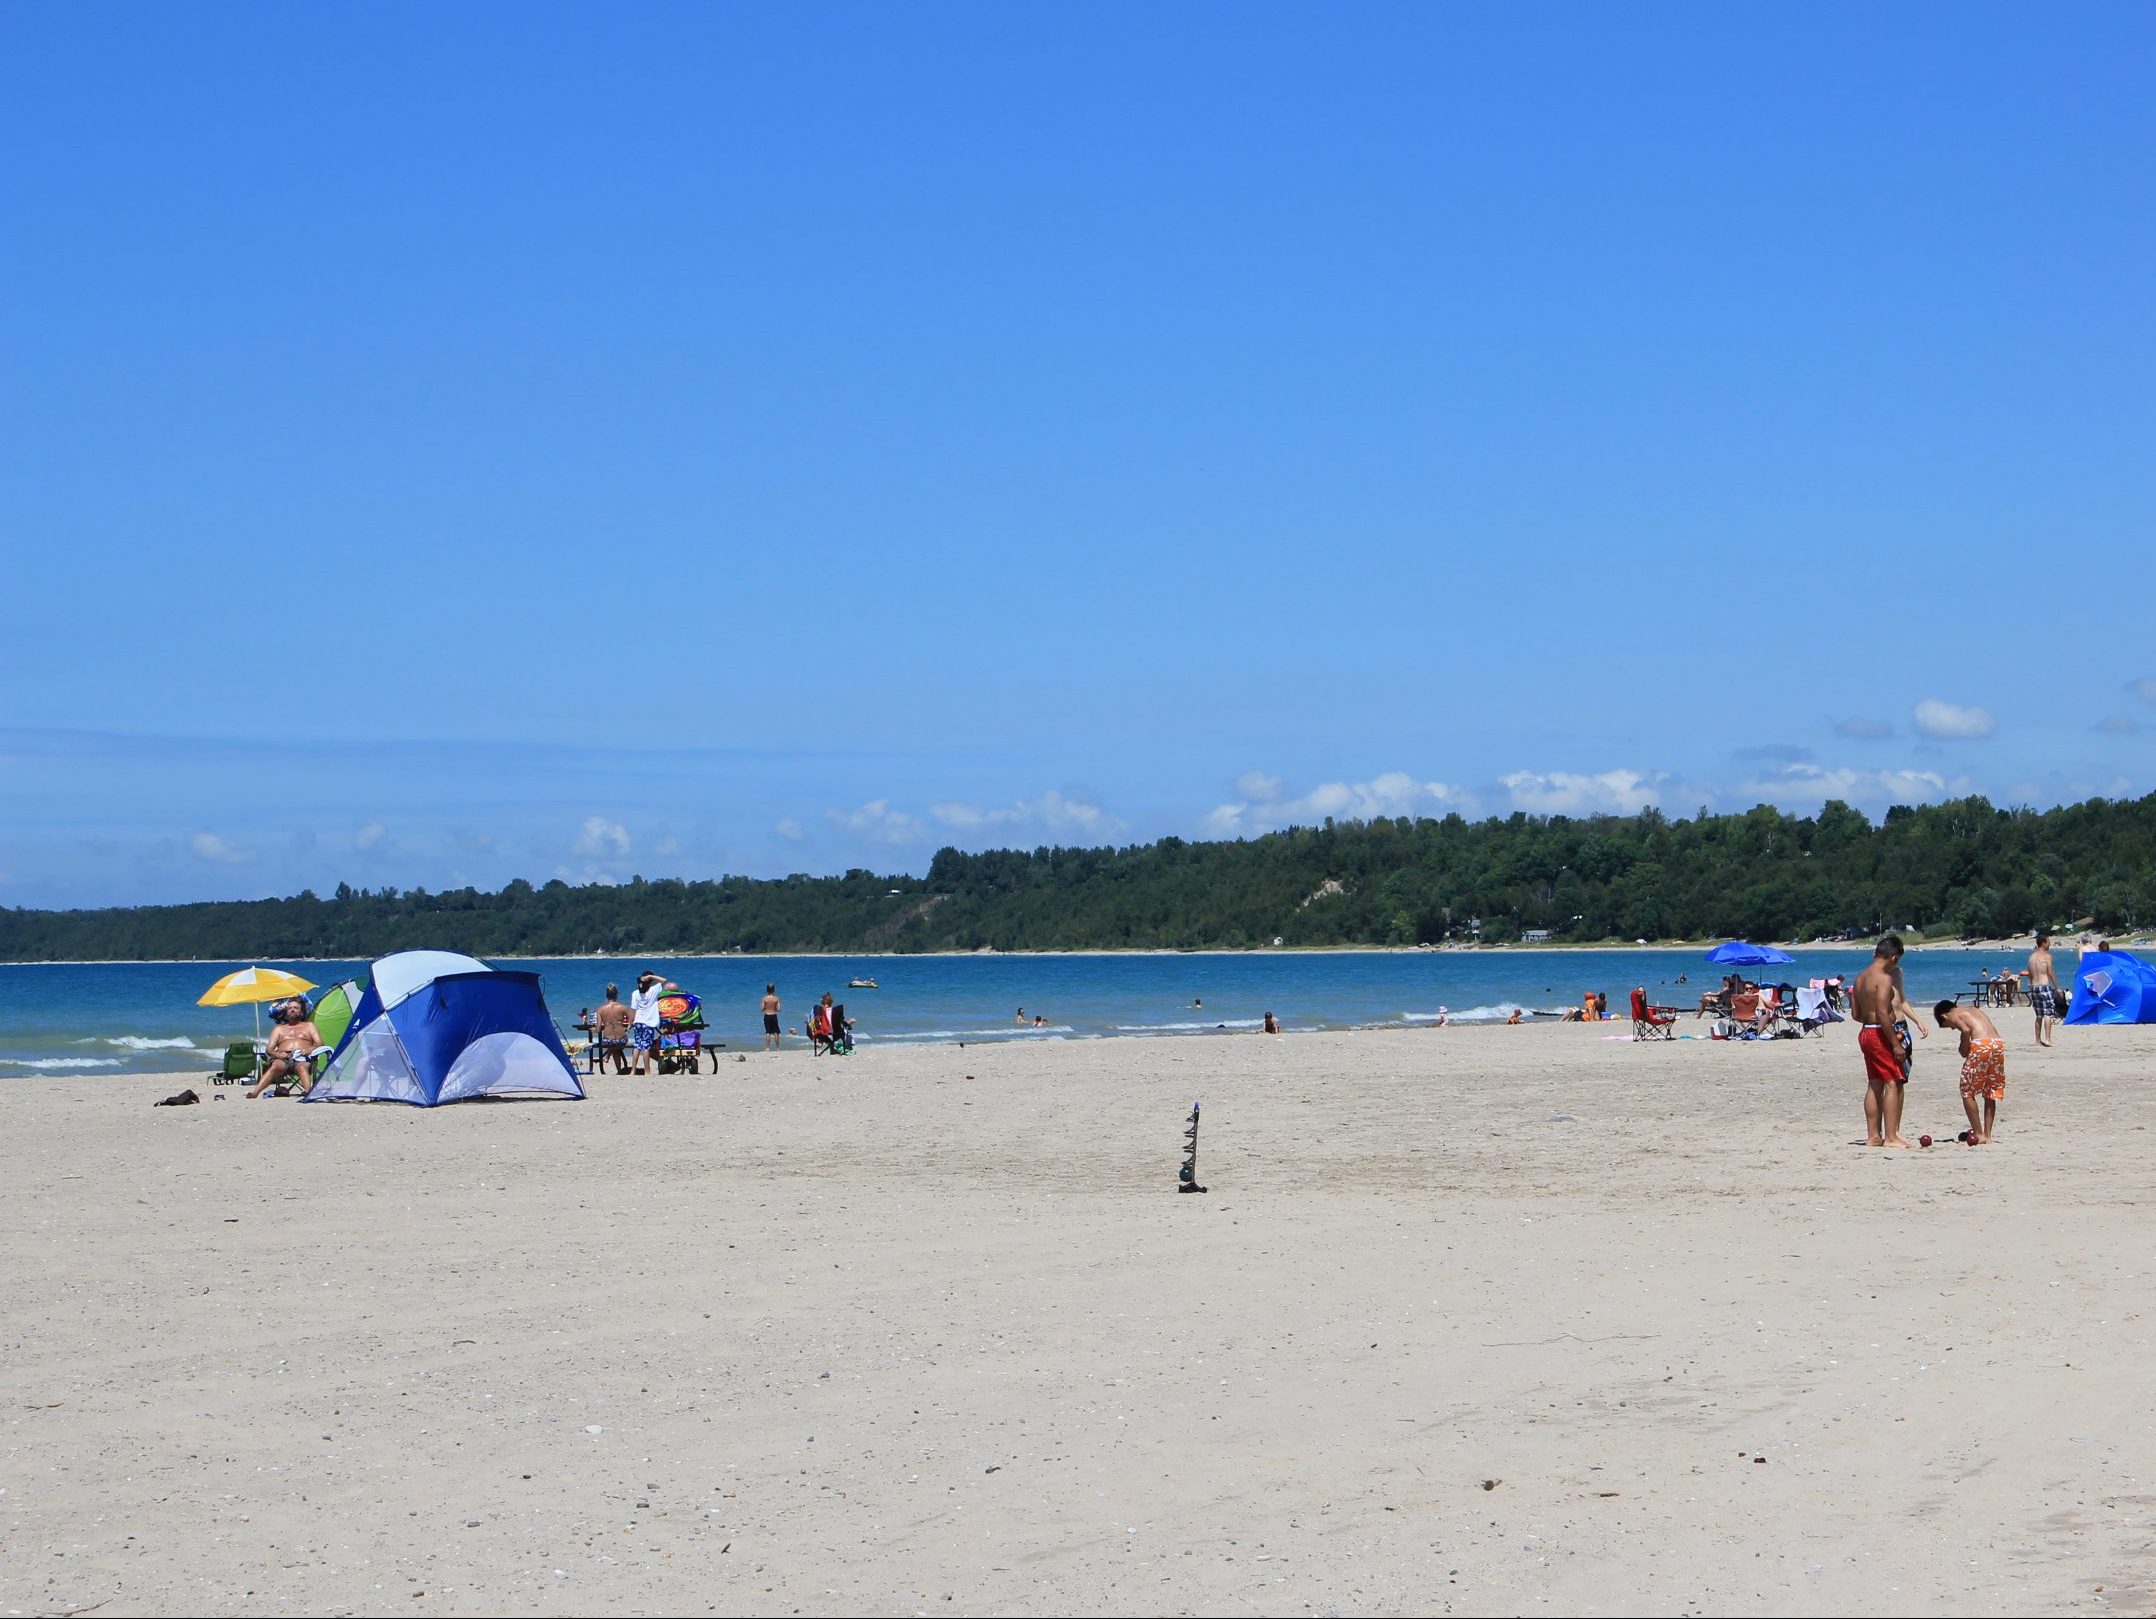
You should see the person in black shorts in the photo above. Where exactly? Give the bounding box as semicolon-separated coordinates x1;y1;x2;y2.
760;983;783;1053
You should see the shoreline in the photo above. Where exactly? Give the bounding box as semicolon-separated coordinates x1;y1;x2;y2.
12;938;2125;969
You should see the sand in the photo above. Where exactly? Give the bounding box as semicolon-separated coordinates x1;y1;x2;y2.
3;1019;2151;1617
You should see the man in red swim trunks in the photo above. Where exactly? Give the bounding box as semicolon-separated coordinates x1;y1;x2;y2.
1851;933;1927;1148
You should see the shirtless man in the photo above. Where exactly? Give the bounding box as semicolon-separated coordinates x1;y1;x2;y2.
761;983;783;1053
1933;999;2006;1144
593;983;633;1072
2021;930;2062;1047
250;999;324;1098
1851;934;1928;1147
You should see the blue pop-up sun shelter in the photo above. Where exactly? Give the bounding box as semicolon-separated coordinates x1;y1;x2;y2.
2064;949;2156;1026
305;950;584;1105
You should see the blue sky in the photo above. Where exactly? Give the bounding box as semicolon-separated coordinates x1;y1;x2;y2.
4;3;2153;907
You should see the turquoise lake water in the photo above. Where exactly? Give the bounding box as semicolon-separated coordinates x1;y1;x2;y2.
0;948;2056;1077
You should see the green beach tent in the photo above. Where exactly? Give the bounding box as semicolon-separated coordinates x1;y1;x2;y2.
311;979;365;1052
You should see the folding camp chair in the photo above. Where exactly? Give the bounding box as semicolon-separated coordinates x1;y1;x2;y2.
1629;987;1679;1041
1795;987;1841;1036
209;1040;259;1086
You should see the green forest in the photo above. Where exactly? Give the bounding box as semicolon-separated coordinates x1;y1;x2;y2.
4;793;2153;961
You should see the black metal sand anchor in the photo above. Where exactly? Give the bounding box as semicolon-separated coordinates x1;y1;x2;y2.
1178;1100;1207;1193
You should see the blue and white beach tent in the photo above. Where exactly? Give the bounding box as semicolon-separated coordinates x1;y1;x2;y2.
305;950;584;1105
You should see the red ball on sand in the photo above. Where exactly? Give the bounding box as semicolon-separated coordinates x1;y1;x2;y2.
1918;1134;1932;1147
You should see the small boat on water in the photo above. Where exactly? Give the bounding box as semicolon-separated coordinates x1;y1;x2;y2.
847;977;878;990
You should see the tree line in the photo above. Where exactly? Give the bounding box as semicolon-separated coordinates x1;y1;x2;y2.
3;793;2152;961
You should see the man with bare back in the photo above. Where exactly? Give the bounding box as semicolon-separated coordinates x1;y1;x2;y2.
1851;934;1927;1148
1933;998;2006;1144
2021;930;2062;1047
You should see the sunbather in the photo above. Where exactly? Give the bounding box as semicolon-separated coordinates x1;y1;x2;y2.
250;999;324;1098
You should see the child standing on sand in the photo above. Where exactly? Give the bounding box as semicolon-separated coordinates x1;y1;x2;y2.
1934;999;2006;1144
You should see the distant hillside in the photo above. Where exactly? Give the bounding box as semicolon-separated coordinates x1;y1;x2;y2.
3;794;2151;961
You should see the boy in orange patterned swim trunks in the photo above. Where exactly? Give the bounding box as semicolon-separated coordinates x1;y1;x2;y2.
1934;1000;2005;1144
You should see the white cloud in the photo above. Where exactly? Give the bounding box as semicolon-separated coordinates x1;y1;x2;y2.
188;830;249;864
1912;698;1995;740
826;799;924;845
2130;679;2156;707
1203;771;1463;837
774;817;805;841
1736;763;1951;810
572;815;631;858
929;790;1123;841
354;820;386;851
1498;769;1660;816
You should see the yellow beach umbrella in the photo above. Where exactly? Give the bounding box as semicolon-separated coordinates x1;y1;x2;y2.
199;965;318;1042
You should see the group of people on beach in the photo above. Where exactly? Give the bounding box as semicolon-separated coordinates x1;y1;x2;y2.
582;972;679;1074
752;983;853;1052
1850;929;2066;1148
586;977;856;1067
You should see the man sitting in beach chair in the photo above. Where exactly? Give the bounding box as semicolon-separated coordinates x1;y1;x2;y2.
249;998;328;1098
1630;987;1679;1040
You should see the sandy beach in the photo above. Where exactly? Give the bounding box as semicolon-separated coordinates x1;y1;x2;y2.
3;1020;2151;1617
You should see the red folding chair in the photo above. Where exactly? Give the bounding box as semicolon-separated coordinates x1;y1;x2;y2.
1630;987;1679;1041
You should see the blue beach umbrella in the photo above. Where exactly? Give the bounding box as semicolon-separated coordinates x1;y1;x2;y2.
1706;940;1795;967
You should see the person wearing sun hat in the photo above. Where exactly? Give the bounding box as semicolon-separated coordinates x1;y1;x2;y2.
628;970;677;1076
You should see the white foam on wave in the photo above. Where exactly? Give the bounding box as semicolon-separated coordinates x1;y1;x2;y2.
1112;1018;1263;1033
104;1035;201;1051
1416;1002;1565;1024
3;1056;125;1070
868;1025;1077;1042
